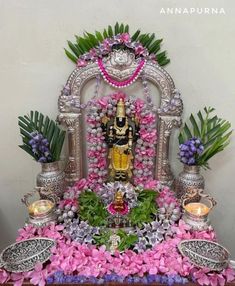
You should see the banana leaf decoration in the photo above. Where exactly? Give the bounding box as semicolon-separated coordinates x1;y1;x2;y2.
179;107;232;169
65;22;170;67
18;111;66;162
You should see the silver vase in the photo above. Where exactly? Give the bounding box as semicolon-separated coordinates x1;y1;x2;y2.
36;161;66;198
175;164;205;201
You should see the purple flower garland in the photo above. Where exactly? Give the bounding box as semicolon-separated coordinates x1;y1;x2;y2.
47;271;189;285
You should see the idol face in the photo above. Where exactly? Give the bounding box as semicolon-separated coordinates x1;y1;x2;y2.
116;117;126;127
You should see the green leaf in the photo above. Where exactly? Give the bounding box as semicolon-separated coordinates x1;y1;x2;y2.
108;25;113;37
64;48;77;63
119;23;124;33
189;114;201;137
42;116;50;138
38;113;44;133
131;30;140;41
183;123;193;139
20;128;31;139
178;133;185;144
95;31;103;42
114;22;119;35
19;145;37;160
124;24;129;33
103;29;108;38
46;120;55;143
158;58;170;66
67;41;80;57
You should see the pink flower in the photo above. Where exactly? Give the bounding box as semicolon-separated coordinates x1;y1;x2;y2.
135;98;145;114
112;92;126;101
120;33;131;43
0;269;10;284
29;263;48;286
16;225;37;241
98;96;109;108
222;268;235;282
74;178;88;191
141;114;156;125
144;180;160;189
77;59;87;67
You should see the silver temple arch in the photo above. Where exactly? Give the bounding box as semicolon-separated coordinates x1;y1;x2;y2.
58;50;183;186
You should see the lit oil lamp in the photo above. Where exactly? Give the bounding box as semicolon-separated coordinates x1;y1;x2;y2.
182;189;216;230
22;187;57;227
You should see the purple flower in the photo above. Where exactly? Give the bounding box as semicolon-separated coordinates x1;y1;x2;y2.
29;131;52;163
179;137;204;166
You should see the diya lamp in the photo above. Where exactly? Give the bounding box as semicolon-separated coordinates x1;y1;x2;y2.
21;187;58;227
182;188;217;230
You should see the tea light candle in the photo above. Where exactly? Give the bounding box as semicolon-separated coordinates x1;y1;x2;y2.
28;200;54;217
184;202;210;217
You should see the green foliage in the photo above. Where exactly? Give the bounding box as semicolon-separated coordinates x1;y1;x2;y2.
79;190;109;226
128;190;158;227
93;229;112;247
116;229;138;251
65;22;170;67
94;229;138;252
18;111;66;162
179;107;233;169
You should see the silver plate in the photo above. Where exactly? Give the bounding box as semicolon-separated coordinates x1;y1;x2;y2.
0;237;55;273
178;239;230;271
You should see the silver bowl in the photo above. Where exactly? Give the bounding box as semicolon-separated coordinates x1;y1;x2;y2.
0;237;55;272
178;239;230;271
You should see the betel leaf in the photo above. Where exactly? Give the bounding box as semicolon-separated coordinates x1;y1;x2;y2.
79;190;109;226
128;189;158;227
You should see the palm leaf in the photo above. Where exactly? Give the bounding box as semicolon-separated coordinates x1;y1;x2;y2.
64;49;77;63
124;24;129;33
131;29;141;41
114;22;119;35
19;145;38;160
189;114;201;137
119;23;124;33
95;31;103;42
108;25;113;37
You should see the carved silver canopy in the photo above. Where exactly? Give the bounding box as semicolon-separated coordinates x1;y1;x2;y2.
58;50;183;186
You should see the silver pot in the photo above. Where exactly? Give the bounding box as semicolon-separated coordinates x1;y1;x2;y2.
175;164;205;201
36;161;66;198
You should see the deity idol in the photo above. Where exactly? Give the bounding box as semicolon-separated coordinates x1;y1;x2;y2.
102;98;138;181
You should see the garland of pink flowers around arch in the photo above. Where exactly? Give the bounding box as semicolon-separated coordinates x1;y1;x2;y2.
86;92;157;190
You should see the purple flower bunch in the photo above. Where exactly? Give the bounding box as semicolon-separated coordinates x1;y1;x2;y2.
179;137;204;165
29;131;52;163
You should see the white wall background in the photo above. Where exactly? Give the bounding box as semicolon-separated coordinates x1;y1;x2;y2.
0;0;234;256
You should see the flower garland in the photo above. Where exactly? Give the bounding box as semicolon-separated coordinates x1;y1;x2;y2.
86;92;157;190
76;33;156;68
97;58;146;88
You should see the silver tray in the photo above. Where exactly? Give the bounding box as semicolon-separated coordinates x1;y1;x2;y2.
178;239;230;271
0;237;55;273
